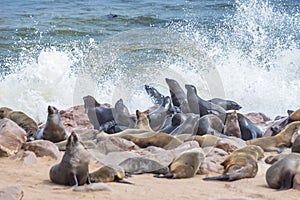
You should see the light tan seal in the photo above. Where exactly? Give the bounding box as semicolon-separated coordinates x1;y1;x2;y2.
223;110;241;138
49;132;90;186
154;148;205;178
89;165;132;184
246;121;300;152
203;145;264;181
37;105;67;143
266;153;300;190
0;107;39;140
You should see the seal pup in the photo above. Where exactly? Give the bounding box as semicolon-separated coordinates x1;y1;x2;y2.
144;84;165;105
113;98;136;129
266;153;300;190
208;98;242;110
135;110;152;131
185;84;226;116
203;145;264;181
154;148;205;179
89;165;132;184
246;121;300;152
223;110;241;138
49;132;90;186
0;107;39;141
36;106;67;143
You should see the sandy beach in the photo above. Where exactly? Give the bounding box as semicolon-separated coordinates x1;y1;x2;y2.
1;150;299;200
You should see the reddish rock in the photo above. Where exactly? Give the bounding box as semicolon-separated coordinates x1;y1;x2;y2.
23;140;60;160
0;118;27;157
245;112;271;125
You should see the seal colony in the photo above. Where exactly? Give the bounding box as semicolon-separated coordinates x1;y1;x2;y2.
2;77;300;195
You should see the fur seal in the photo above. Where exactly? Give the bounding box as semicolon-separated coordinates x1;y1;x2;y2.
170;114;200;136
266;153;300;190
89;165;132;184
113;98;136;129
135;110;152;130
37;106;67;143
49;132;90;186
246;121;300;152
83;95;121;133
144;84;165;105
208;98;242;110
0;107;39;140
195;114;224;136
292;134;300;153
148;96;172;131
203;145;264;181
223;110;241;138
154;148;205;179
165;78;187;107
185;84;226;116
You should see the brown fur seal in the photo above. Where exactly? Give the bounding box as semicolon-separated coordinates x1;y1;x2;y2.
185;84;226;116
165;78;187;107
118;131;183;150
0;107;39;140
135;110;152;130
170;114;200;136
266;153;300;190
203;145;264;181
113;98;136;129
144;84;165;105
49;132;90;186
195;114;224;136
154;148;205;179
208;98;242;110
89;165;132;184
246;121;300;152
223;110;241;138
37;106;67;143
292;134;300;153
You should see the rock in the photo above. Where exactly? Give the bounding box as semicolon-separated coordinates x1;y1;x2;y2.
23;140;60;160
95;136;138;155
245;112;271;125
293;173;300;190
0;118;27;157
22;151;38;166
0;186;24;200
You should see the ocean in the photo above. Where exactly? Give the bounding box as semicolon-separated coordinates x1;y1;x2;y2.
1;0;300;122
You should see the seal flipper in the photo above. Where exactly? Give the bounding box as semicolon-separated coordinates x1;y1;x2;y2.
114;176;134;185
203;174;230;181
279;170;294;190
153;172;174;179
73;174;79;187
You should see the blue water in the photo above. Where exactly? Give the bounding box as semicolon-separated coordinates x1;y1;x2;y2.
1;0;300;122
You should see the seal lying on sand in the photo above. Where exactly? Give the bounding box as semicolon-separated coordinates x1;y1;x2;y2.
203;145;264;181
89;165;132;184
0;107;39;141
37;106;67;143
49;132;90;186
266;153;300;190
154;148;205;179
246;121;300;152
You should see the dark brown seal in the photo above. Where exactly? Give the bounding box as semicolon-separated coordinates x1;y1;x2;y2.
89;165;132;184
203;145;264;181
49;132;90;186
266;153;300;190
37;105;67;143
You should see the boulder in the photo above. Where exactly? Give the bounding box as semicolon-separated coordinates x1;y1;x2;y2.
23;140;60;160
0;118;27;157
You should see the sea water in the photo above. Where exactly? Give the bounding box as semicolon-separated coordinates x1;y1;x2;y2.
0;0;300;122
